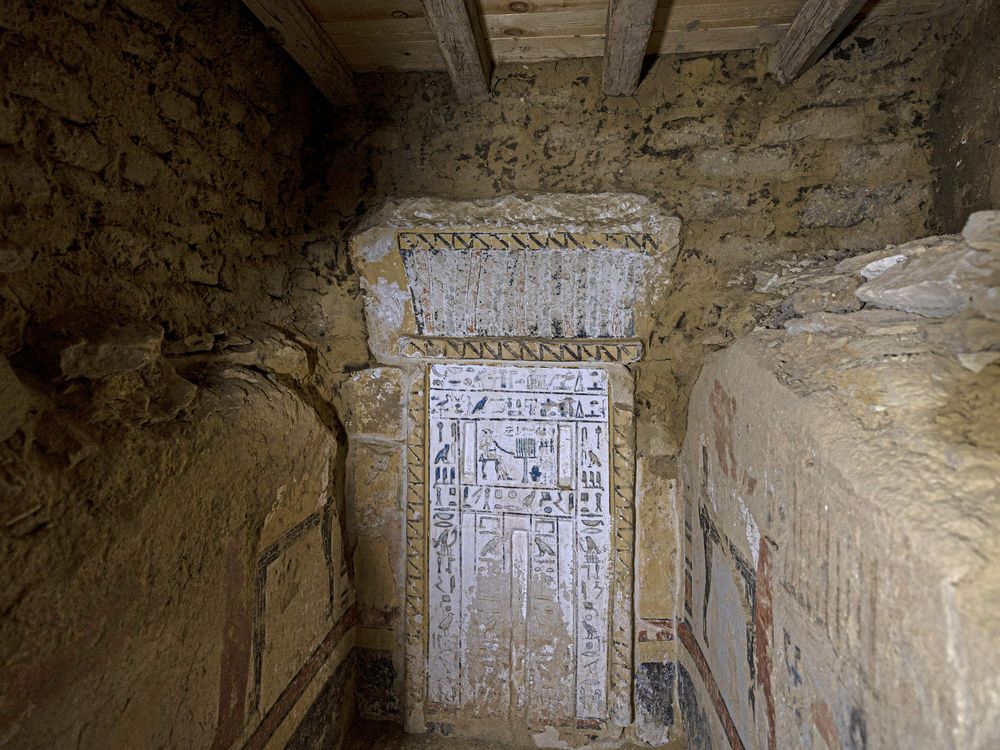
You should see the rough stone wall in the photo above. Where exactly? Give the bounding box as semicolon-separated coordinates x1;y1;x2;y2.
677;223;1000;749
930;0;1000;231
0;1;368;748
0;0;369;391
349;15;956;742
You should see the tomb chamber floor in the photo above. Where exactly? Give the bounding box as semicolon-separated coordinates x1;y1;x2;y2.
345;721;686;750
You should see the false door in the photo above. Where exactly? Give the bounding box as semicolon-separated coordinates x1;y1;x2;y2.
426;363;612;724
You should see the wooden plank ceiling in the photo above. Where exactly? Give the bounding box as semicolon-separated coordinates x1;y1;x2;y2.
306;0;958;73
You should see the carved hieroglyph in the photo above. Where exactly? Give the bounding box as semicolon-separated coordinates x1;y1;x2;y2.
399;231;653;339
425;363;612;723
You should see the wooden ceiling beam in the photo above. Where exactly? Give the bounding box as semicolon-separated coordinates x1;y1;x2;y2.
420;0;492;101
601;0;658;96
769;0;867;86
242;0;358;105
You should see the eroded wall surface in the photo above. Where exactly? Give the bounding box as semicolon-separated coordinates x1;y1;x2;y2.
0;1;367;747
678;224;1000;749
1;361;355;749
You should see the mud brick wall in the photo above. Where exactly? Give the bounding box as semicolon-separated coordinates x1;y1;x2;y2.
0;1;366;748
0;0;369;390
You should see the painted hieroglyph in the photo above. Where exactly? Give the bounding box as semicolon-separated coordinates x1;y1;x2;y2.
426;363;612;723
399;231;653;339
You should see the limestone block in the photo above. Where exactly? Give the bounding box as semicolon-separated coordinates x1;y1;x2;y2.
349;194;681;362
0;95;23;145
693;147;795;179
158;90;199;126
758;104;868;144
340;367;405;439
162;332;214;356
636;456;678;621
855;237;998;318
122;142;167;187
0;241;31;273
0;354;33;442
972;286;1000;321
60;324;163;379
678;317;1000;750
346;441;404;629
118;0;174;26
0;288;27;355
963;210;1000;251
643;114;727;151
782;274;862;316
47;118;110;173
801;184;912;228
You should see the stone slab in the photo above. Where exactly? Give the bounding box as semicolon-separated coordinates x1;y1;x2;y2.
341;367;406;439
349;194;681;362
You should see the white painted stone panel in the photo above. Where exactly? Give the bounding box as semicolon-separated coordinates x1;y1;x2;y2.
402;245;650;339
426;363;612;722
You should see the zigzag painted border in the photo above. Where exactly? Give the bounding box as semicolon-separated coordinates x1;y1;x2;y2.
400;337;643;363
403;374;427;729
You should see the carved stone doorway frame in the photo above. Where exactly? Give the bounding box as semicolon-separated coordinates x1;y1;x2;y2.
347;194;680;743
399;343;638;741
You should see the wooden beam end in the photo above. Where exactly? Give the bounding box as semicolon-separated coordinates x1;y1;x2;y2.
769;0;868;85
422;0;493;103
242;0;357;106
601;0;657;97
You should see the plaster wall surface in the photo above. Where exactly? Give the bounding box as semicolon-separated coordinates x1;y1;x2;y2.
678;229;1000;749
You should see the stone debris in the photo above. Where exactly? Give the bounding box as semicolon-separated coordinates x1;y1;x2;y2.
963;210;1000;251
753;225;999;383
0;240;32;273
782;274;862;316
972;286;1000;321
855;239;997;318
859;253;908;280
162;332;215;356
782;308;921;336
60;324;163;379
753;269;781;293
149;362;198;420
958;351;1000;373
